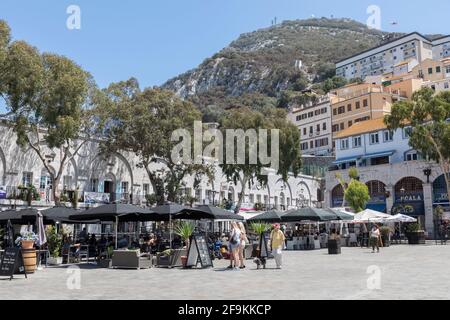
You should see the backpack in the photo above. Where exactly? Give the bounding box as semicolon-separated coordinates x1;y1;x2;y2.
230;231;238;245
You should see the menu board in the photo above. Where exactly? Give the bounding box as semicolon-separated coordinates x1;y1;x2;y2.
186;234;213;269
259;232;269;258
0;248;27;280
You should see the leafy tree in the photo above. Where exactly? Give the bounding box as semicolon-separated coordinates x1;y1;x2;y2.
335;168;359;208
322;76;348;93
0;24;94;205
384;88;450;205
220;107;302;213
344;179;370;213
313;62;336;82
97;80;213;204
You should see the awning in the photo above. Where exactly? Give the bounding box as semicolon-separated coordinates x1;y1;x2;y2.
362;150;395;160
333;155;362;165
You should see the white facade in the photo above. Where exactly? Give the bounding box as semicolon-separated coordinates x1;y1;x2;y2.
326;122;448;236
334;127;417;168
336;33;433;80
423;78;450;93
0;123;321;212
287;96;333;156
432;36;450;60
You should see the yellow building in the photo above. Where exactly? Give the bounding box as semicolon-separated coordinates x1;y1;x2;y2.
411;58;450;81
330;83;393;138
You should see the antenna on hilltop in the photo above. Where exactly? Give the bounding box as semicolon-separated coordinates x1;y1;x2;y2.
271;17;278;26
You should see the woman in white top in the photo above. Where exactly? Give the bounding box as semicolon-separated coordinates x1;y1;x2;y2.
228;222;241;270
370;225;381;253
237;222;248;269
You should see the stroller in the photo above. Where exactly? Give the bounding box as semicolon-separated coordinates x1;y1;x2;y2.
213;240;224;259
207;238;224;260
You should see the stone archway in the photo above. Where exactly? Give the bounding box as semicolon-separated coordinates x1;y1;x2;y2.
297;182;312;208
275;179;292;210
366;180;387;212
88;153;134;204
393;177;425;218
331;184;345;208
432;174;449;207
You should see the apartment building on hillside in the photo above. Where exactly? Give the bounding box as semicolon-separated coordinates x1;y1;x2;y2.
336;32;449;81
287;95;333;156
432;35;450;60
329;83;392;139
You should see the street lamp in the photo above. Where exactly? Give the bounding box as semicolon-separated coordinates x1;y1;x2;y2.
400;187;406;214
423;168;432;183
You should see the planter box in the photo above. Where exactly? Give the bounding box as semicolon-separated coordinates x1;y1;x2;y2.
48;257;63;266
407;232;426;245
98;259;112;268
328;239;341;255
156;249;187;268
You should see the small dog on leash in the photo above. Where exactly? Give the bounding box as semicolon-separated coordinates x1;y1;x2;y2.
253;257;267;269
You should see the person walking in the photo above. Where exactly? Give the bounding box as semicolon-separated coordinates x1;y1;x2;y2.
270;223;285;269
370;225;381;253
227;222;241;270
237;222;248;269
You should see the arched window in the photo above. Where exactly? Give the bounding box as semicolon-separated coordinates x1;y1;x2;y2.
332;184;345;198
366;181;386;196
395;177;423;193
331;184;345;207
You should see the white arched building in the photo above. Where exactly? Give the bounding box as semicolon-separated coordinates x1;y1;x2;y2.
0;123;322;211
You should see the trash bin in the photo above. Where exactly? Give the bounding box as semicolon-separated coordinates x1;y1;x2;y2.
328;239;341;254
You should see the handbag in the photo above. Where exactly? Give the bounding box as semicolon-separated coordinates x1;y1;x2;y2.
229;232;238;245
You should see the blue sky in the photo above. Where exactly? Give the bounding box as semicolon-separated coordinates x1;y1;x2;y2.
0;0;449;89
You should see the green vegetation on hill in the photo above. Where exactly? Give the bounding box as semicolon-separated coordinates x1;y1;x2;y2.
162;18;409;116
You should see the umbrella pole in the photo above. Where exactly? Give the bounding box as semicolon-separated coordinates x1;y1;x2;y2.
169;213;172;249
115;216;118;250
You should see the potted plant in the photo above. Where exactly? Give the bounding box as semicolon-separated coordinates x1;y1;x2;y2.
174;221;195;267
249;223;271;242
15;231;38;249
249;222;271;256
156;249;175;267
98;245;114;268
46;226;63;265
405;223;426;245
379;226;392;247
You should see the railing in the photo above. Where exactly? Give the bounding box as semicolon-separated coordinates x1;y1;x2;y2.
334;86;383;101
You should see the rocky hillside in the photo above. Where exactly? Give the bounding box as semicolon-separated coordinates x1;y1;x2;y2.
162;18;404;101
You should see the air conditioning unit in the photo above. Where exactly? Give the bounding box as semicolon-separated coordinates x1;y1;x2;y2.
316;131;320;135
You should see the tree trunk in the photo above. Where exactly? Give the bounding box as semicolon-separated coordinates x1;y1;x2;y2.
427;134;450;212
234;176;249;214
145;165;165;205
52;175;61;206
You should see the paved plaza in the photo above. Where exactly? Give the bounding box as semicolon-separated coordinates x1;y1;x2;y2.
1;244;449;300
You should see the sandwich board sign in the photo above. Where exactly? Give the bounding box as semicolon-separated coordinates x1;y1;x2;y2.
0;248;27;280
185;234;213;269
258;232;269;258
